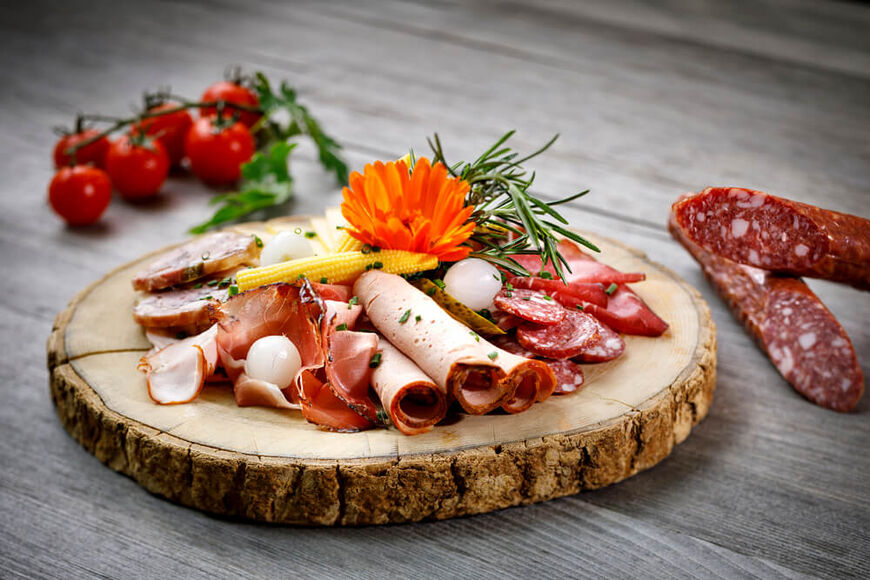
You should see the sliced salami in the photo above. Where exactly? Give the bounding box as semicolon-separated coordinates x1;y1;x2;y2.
672;187;870;290
493;288;567;326
516;310;601;360
508;277;608;308
670;212;865;412
573;319;625;363
132;232;259;292
547;359;585;394
133;284;230;329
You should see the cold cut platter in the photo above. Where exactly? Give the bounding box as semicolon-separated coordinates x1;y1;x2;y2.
48;209;715;525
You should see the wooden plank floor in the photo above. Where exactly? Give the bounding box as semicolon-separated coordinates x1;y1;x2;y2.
1;0;868;577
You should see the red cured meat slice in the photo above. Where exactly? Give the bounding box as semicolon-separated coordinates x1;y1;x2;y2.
133;232;259;292
672;187;870;290
669;213;864;412
324;330;380;422
572;319;625;363
493;288;566;326
582;285;668;337
298;370;374;432
311;282;353;302
516;310;601;360
510;243;645;285
508;277;608;308
547;359;585;395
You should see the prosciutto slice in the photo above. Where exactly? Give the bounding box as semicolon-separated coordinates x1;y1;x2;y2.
209;283;325;407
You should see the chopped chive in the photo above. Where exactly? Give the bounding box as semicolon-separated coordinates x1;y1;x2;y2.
228;285;239;296
193;282;203;289
427;287;437;296
335;225;345;230
253;235;263;248
348;296;359;309
522;296;531;301
336;323;348;331
365;264;373;271
369;352;382;368
470;331;480;342
297;273;306;280
492;274;500;281
201;251;210;261
487;351;498;360
199;295;213;300
218;276;232;288
505;291;513;298
605;283;618;295
433;279;446;290
415;315;422;323
304;231;317;239
372;261;383;269
371;246;381;253
399;309;411;324
540;271;552;280
376;409;389;423
542;295;554;301
320;277;328;284
575;304;584;311
505;282;514;291
207;279;219;286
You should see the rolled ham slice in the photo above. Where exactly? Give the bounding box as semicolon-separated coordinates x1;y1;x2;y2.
138;325;219;404
371;339;448;435
354;271;555;415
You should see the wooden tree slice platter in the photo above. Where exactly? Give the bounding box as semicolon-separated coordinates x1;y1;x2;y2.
47;218;716;525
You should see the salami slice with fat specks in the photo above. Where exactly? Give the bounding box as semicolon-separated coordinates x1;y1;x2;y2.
669;213;864;412
132;232;259;292
493;288;567;326
573;319;625;363
516;310;601;360
672;187;870;290
547;359;585;394
491;335;584;395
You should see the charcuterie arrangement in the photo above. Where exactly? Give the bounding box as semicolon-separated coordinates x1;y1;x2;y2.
670;187;867;411
132;134;669;435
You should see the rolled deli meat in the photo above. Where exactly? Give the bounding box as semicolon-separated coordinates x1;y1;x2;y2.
354;271;555;414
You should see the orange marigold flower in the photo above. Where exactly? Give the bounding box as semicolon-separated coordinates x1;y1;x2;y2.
340;157;476;262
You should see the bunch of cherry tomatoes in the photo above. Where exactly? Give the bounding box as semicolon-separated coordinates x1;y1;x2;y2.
49;79;263;226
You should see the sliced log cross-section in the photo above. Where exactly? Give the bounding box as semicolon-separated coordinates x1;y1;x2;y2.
46;218;716;525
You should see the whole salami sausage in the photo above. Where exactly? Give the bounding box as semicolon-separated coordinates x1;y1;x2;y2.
669;212;864;412
672;187;870;290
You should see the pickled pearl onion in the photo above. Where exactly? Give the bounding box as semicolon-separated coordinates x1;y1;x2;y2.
244;335;302;389
443;258;503;311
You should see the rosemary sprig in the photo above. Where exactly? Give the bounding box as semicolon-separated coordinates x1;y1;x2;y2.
427;131;598;281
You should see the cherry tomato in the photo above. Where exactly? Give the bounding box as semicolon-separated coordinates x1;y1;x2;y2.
136;103;193;166
185;117;255;186
53;129;110;168
105;135;169;200
48;166;112;226
200;81;261;128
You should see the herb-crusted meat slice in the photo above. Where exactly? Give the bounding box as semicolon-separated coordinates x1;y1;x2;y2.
132;232;259;292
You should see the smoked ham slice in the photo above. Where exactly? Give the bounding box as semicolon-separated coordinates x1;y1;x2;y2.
138;325;218;404
132;232;259;292
354;271;555;415
371;339;448;435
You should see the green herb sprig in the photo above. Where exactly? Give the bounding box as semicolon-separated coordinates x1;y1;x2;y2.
428;130;598;281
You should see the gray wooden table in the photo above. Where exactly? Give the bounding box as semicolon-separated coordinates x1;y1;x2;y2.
1;0;868;577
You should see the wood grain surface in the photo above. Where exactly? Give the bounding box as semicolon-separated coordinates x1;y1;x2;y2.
1;0;868;576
